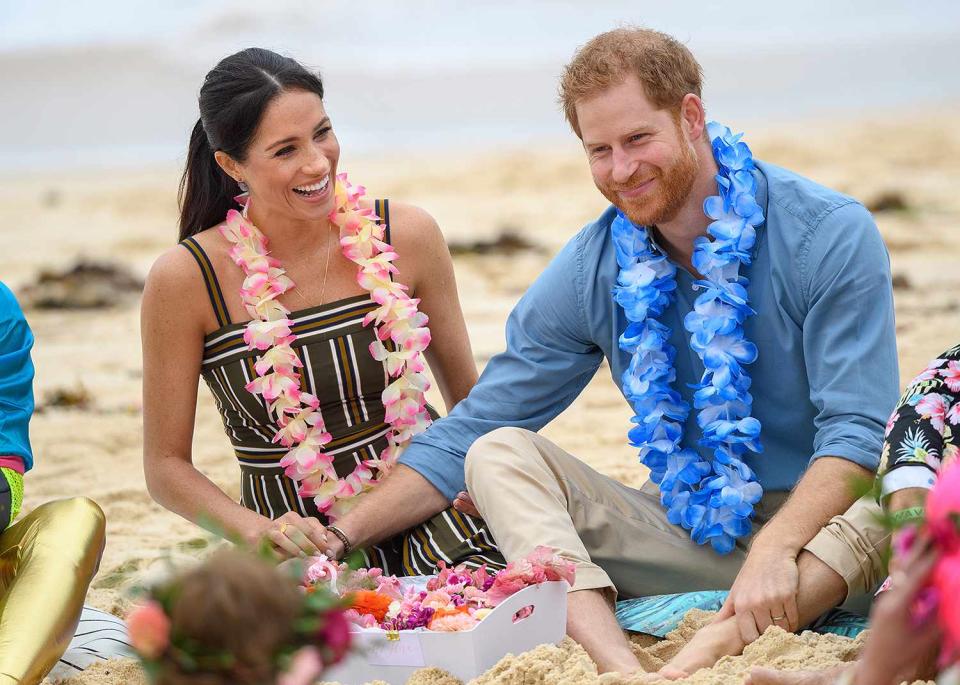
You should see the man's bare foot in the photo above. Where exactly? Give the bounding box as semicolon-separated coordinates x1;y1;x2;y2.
658;616;745;679
745;664;851;685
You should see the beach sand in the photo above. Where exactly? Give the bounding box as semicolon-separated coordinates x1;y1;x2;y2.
5;109;957;684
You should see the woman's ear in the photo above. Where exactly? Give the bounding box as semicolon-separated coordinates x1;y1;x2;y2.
214;150;243;184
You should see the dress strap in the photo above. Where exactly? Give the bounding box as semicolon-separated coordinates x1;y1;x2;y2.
375;198;392;245
179;237;232;327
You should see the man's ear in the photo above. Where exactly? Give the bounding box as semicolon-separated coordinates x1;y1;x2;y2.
679;93;707;142
214;150;242;184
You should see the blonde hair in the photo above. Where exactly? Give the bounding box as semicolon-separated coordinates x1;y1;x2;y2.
559;27;703;137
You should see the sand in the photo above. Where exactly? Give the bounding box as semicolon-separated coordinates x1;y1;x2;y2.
5;108;958;684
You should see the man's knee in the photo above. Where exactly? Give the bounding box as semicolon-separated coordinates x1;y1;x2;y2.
465;427;538;491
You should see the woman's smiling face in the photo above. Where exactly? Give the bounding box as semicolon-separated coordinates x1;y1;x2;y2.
222;89;341;223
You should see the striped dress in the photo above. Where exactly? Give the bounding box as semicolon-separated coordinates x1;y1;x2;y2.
180;200;503;574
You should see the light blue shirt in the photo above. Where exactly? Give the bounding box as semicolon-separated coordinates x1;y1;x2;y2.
400;162;899;500
0;282;34;471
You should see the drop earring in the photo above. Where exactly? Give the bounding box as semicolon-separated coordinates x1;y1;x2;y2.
235;179;250;217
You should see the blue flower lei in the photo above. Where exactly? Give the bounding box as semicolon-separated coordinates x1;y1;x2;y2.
612;122;765;554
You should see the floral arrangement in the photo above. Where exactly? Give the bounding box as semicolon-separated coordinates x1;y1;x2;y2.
893;460;960;665
612;121;764;554
126;551;352;683
220;174;432;520
303;546;575;632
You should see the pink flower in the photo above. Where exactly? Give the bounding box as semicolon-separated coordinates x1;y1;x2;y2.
940;361;960;393
126;600;171;659
885;411;900;437
245;371;299;402
319;609;352;664
934;552;960;663
927;460;960;553
909;359;948;386
485;572;528;606
305;555;343;588
243;319;293;351
915;393;949;433
485;547;577;605
343;608;378;628
949;402;960;427
374;575;403;600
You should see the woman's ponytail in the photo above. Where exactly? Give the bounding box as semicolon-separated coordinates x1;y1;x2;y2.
177;119;239;241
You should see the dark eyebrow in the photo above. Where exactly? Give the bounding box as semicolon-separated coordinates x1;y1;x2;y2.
265;117;331;151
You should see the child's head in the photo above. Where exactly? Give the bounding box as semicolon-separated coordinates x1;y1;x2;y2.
128;548;349;685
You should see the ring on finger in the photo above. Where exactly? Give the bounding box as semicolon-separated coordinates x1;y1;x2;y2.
771;614;786;622
279;522;289;535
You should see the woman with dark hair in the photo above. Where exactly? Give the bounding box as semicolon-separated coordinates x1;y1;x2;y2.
142;48;502;573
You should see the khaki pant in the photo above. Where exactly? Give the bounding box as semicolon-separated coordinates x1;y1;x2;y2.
465;427;888;600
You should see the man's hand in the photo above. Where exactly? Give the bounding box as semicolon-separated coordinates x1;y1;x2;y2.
452;490;481;518
714;546;800;643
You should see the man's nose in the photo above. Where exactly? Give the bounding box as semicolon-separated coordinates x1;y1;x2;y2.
611;148;637;184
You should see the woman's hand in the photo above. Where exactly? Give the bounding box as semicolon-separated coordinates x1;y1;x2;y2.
251;512;330;560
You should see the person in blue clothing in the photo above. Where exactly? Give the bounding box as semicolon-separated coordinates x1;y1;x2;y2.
0;282;112;685
313;28;899;678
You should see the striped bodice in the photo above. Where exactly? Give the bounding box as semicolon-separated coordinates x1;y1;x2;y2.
199;294;396;467
181;200;437;519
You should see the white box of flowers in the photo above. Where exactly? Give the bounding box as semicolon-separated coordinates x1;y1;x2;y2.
314;547;572;684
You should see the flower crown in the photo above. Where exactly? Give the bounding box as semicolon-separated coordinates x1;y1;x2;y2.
126;558;352;682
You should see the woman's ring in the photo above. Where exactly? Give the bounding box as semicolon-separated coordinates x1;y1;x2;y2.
279;522;289;535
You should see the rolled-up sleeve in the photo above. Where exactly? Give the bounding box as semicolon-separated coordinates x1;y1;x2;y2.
0;283;35;470
800;202;899;472
399;234;604;499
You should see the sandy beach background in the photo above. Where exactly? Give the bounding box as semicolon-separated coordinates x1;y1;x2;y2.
0;109;955;685
3;2;960;683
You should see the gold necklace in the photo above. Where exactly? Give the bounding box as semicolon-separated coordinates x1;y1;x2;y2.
292;227;335;309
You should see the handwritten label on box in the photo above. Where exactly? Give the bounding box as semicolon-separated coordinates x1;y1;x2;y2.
367;634;426;667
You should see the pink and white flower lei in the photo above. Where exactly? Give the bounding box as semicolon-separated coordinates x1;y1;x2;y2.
220;174;432;520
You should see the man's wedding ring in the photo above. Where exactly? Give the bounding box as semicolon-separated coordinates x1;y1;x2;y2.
772;615;786;621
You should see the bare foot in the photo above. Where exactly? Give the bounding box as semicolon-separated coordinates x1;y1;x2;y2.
745;664;851;685
658;616;745;679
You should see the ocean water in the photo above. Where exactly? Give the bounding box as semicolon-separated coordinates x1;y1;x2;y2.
2;0;959;171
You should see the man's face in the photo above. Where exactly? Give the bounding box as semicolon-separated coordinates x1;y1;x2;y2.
576;75;699;227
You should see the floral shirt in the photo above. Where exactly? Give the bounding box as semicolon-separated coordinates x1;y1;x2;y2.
880;342;960;497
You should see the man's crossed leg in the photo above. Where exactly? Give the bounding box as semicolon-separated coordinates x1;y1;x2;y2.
465;427;888;677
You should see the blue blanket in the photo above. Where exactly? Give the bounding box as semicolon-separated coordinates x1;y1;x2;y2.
615;591;868;639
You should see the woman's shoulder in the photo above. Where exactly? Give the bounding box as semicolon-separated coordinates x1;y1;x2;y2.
379;200;445;251
144;228;225;305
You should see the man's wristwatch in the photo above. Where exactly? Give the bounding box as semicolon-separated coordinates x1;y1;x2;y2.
326;524;353;557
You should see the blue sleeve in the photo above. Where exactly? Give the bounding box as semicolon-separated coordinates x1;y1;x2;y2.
0;283;35;470
800;202;899;472
399;233;604;499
